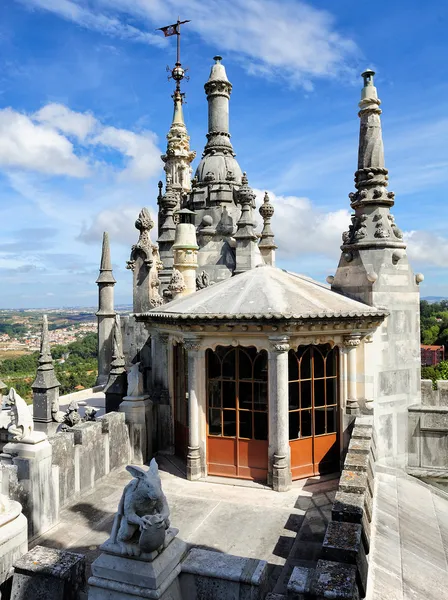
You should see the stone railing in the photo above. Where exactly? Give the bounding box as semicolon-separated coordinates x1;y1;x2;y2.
408;380;448;492
287;416;375;599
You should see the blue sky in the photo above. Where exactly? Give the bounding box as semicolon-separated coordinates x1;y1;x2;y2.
0;0;447;308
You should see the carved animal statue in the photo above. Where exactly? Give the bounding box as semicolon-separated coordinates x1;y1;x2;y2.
62;400;81;428
5;388;33;441
110;459;170;556
84;406;98;421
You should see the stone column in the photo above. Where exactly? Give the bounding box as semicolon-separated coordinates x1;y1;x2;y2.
119;365;152;465
184;336;203;481
344;335;361;415
268;336;292;492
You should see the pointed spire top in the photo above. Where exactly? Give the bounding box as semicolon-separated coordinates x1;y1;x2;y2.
96;232;116;284
32;314;60;390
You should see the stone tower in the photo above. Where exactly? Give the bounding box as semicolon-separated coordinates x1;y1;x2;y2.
187;56;245;283
332;70;421;462
96;232;116;386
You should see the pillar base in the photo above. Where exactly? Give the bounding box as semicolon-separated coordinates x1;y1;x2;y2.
346;398;360;416
272;454;292;492
186;447;202;481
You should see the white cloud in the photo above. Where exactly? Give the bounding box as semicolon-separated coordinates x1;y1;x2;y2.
405;231;448;268
254;189;350;259
92;126;161;180
0;107;90;177
19;0;165;47
77;204;152;245
34;103;98;141
22;0;359;87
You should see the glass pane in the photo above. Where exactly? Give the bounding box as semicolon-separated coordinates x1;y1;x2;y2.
288;351;299;381
239;381;252;410
208;409;221;436
313;348;325;379
289;382;299;410
327;406;337;433
207;349;221;379
222;348;236;379
300;348;311;380
315;407;325;435
254;412;268;440
300;380;312;409
314;378;325;407
326;348;337;377
239;348;253;380
239;411;252;439
326;378;337;406
289;411;300;440
223;410;236;437
300;409;312;438
208;380;221;408
254;351;268;381
254;382;268;411
223;381;236;408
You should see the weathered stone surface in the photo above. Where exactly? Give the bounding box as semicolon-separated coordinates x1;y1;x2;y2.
339;470;368;495
286;565;313;597
332;491;364;524
0;500;27;588
347;438;370;455
99;412;130;471
71;422;106;493
344;452;369;473
11;545;85;600
49;432;75;507
313;559;359;599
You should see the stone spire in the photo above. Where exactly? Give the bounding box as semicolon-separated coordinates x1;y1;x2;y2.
340;70;405;253
332;70;421;462
161;89;196;198
234;173;261;274
157;176;179;295
96;232;116;386
104;315;127;413
32;315;62;434
127;208;164;312
258;192;277;266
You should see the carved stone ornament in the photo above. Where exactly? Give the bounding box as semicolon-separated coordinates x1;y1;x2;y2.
104;459;172;557
5;388;33;441
196;270;211;290
270;336;290;353
343;335;362;348
168;268;186;294
61;400;81;428
183;337;201;352
388;214;403;239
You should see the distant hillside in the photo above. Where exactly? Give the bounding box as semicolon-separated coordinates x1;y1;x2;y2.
422;297;448;303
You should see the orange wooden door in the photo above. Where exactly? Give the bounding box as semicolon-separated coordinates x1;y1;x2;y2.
207;347;268;481
289;345;339;479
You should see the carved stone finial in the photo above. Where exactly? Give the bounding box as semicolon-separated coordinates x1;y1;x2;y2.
259;192;274;221
109;315;126;375
168;268;186;295
96;232;116;285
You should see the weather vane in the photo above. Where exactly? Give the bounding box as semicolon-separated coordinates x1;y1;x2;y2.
157;18;191;95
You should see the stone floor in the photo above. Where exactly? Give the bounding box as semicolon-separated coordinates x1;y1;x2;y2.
32;455;338;593
368;468;448;600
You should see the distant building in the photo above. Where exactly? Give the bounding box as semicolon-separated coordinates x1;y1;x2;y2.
421;344;445;366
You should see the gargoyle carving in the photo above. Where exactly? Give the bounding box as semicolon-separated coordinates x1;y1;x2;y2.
107;459;171;557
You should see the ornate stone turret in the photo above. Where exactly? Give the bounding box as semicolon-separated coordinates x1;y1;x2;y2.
96;232;116;386
104;315;127;413
157;177;179;296
127;208;164;313
187;56;246;283
170;208;198;298
258;192;277;266
332;70;421;462
234;174;262;274
161;89;196;197
32;315;62;434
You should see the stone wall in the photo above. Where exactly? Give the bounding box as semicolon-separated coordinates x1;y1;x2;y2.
49;412;131;509
408;380;448;492
0;412;130;541
287;416;376;599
